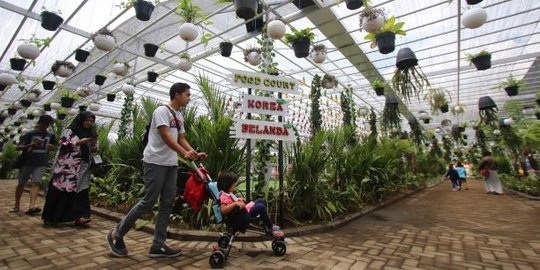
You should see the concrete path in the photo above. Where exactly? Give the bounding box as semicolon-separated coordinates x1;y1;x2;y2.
1;178;539;269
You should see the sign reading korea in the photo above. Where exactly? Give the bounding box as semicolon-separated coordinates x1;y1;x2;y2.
230;69;300;95
231;119;296;141
240;95;289;117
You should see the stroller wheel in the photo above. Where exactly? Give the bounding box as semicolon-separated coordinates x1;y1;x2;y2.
217;235;230;249
272;239;287;256
209;250;226;268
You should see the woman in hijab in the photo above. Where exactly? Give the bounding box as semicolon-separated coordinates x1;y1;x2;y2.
42;111;98;226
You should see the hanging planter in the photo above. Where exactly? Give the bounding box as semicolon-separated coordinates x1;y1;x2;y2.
43;103;51;111
7;108;17;116
243;47;261;66
76;86;92;97
245;3;264;33
50;102;61;110
382;95;402;133
219;41;233;57
371;79;386;96
266;19;286;40
496;74;523;97
112;61;130;77
40;10;64;31
41;80;55;90
467;50;491;71
284;28;315;58
424;87;451;115
359;7;385;34
179;22;198;42
0;85;6;91
322;74;338;89
79;105;88;112
75;48;90;62
92;28;116;51
144;43;159;57
147;71;158;82
57;112;67;120
440;104;449;113
51;60;76;77
95;74;107;86
89;103;100;112
178;52;192;71
122;84;135;96
292;0;315;9
478;96;498;127
365;16;406;55
466;0;483;5
344;0;363;10
462;7;487;29
393;48;429;102
26;90;41;102
20;99;32;108
418;110;430;120
106;93;116;102
134;0;155;21
234;0;257;20
60;97;75;108
17;43;40;60
358;106;370;117
10;58;27;71
0;73;17;86
310;44;327;64
375;32;395;54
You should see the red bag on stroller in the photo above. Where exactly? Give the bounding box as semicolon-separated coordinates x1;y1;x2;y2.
182;167;209;211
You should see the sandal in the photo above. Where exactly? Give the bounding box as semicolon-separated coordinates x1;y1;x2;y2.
25;207;41;215
9;207;19;213
75;217;91;225
267;225;284;237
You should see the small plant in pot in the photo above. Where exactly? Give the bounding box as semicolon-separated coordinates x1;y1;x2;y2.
6;105;17;116
26;89;42;102
0;73;17;88
20;99;32;108
76;86;92;97
106;92;117;102
147;70;159;82
175;0;212;42
344;0;368;10
359;6;385;33
17;35;52;60
40;8;64;31
478;96;498;127
266;18;286;40
451;103;465;116
219;41;233;57
424;87;451;115
496;74;524;97
371;79;387;96
178;52;192;71
59;87;80;108
322;74;338;89
364;16;406;54
143;43;159;57
10;57;27;71
74;48;90;62
284;27;315;58
51;60;76;77
79;104;88;112
92;27;116;51
56;108;67;120
243;46;262;66
393;48;430;102
117;0;160;21
95;73;107;86
43;103;52;111
112;60;130;77
466;50;491;71
215;0;257;20
310;43;327;64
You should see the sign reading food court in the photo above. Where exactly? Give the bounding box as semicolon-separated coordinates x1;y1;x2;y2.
230;69;300;95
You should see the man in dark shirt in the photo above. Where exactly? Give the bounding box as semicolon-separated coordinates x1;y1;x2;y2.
10;115;55;215
445;164;460;191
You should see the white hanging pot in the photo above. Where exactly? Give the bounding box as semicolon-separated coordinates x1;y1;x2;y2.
503;118;513;126
0;73;17;85
27;92;41;102
122;84;135;96
77;86;92;97
453;106;464;113
32;109;42;117
178;59;192;72
310;50;327;64
179;22;198;42
13;103;24;110
17;43;40;60
56;65;73;77
247;52;261;66
493;129;500;135
266;20;286;40
418;111;429;120
112;63;129;76
362;14;384;34
89;103;100;111
50;102;61;110
2;111;9;117
358;107;369;117
93;34;116;51
67;108;78;115
462;7;487;29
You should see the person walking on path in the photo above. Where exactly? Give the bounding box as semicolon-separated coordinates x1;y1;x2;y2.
107;82;207;258
10;115;55;215
456;162;468;190
42;111;98;225
478;151;503;195
445;164;460;191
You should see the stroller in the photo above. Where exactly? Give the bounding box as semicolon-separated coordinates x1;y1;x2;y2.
184;161;286;268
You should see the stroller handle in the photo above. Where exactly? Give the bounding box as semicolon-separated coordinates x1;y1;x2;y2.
191;160;208;182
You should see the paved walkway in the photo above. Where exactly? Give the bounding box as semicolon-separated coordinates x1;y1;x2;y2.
1;178;539;269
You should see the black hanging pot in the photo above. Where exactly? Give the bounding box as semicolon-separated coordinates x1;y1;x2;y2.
396;48;418;70
20;99;32;108
79;105;88;112
375;32;396;55
147;71;158;82
13;121;21;127
471;55;491;70
504;86;518;97
10;58;27;71
135;0;155;21
293;0;315;9
40;11;64;31
245;3;264;33
57;113;67;120
385;95;399;105
478;96;496;110
27;113;35;120
7;108;17;115
144;43;159;57
61;97;75;108
440;104;449;113
95;75;107;86
537;98;540;106
43;104;51;111
107;94;116;102
292;38;311;58
536;112;540;120
75;49;90;62
42;80;56;90
374;87;384;96
220;42;233;57
463;134;468;140
234;0;257;20
423;119;430;124
466;0;483;4
344;0;363;10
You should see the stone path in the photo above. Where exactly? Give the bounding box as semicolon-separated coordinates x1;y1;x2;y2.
1;178;539;269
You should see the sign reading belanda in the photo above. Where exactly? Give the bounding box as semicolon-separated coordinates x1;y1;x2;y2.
231;119;296;141
240;95;289;116
230;69;300;95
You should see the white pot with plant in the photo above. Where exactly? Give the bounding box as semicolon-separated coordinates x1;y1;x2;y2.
17;35;51;60
51;60;76;77
112;61;130;77
266;18;286;40
178;52;192;71
462;7;487;29
176;0;211;42
26;89;42;102
32;109;42;117
76;86;92;97
92;27;116;51
358;106;369;117
50;102;61;110
359;7;385;33
0;73;17;86
243;46;261;66
310;44;327;64
322;74;338;89
67;108;78;116
122;84;135;96
89;103;100;111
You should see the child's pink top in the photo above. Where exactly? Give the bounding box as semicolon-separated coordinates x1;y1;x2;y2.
220;191;255;213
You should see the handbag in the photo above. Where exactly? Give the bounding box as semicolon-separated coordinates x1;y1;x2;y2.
479;168;490;178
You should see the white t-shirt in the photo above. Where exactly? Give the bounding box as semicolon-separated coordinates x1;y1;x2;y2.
142;105;185;166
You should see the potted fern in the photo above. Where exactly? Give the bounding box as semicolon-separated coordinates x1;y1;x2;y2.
496;74;524;97
178;52;192;71
284;27;315;58
92;27;116;51
40;8;64;31
467;50;491;71
364;16;406;54
371;79;386;96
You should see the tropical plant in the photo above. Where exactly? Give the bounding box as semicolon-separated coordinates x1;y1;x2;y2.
409;119;424;146
118;94;135;140
310;74;323;137
371;79;387;89
479;106;498;127
0;141;19;178
393;63;429;103
423;87;450;114
364;16;406;46
381;98;401;134
466;50;490;64
340;84;356;129
369;109;377;137
496;74;525;89
284;27;315;44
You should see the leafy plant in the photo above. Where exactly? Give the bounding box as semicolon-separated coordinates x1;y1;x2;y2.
179;52;191;61
92;27;114;40
369;109;377;137
364;16;406;46
116;0;161;9
479;107;498;127
466;50;491;64
284;27;315;44
19;34;52;48
451;104;465;116
393;64;429;103
310;74;323;137
381;97;401;134
496;74;525;89
371;79;387;89
59;88;80;100
423;87;450;114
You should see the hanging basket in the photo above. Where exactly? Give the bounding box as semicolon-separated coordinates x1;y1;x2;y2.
375;32;396;55
478;96;496;110
17;43;40;60
234;0;257;19
396;48;418;70
75;49;90;62
0;85;6;91
0;73;17;86
77;86;92;97
147;71;158;82
10;58;27;71
144;43;159;57
462;7;487;29
93;34;116;51
423;119;430;124
40;11;64;31
7;108;17;115
471;54;491;70
112;63;129;76
95;75;107;86
466;0;483;4
122;84;135;96
79;105;88;112
106;94;116;102
245;16;264;33
179;22;199;42
267;20;286;40
89;103;100;111
504;86;518;96
20;99;32;108
134;0;155;21
292;0;315;9
60;97;75;108
50;102;61;110
362;14;385;34
344;0;363;10
440;104;449;113
178;59;192;71
57;113;67;120
246;52;261;66
54;64;74;77
385;95;399;105
43;104;51;111
292;38;311;58
219;42;233;57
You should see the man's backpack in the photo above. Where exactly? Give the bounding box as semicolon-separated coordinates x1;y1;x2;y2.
141;105;180;151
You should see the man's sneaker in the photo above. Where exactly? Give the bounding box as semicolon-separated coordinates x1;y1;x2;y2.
106;229;128;257
149;245;182;258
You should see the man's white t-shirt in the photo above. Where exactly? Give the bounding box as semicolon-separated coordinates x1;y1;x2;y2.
142;105;185;166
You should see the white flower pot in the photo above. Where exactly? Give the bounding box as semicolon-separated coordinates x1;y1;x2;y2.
32;109;42;117
418;112;429;120
77;86;92;97
453;106;464;113
267;20;286;40
17;43;40;60
493;129;500;135
112;63;129;76
68;108;78;116
358;107;369;116
122;84;135;96
462;7;487;29
93;34;116;51
362;15;384;33
503;118;513;126
178;59;192;72
179;23;198;42
247;52;261;66
56;65;73;77
27;92;41;102
50;102;61;110
0;73;17;85
89;103;100;111
310;50;326;64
